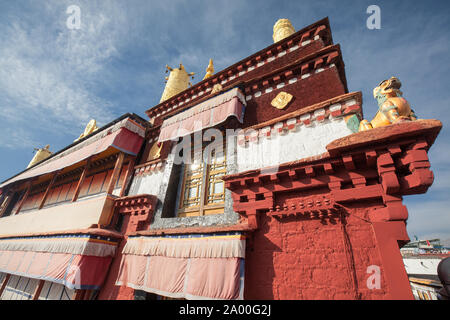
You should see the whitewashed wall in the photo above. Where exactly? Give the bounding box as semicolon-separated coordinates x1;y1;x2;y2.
128;169;166;197
236;118;352;173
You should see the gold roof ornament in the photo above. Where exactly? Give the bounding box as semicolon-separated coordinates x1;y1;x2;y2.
271;91;293;109
27;145;52;168
210;83;223;95
74;119;99;142
273;19;295;43
203;59;215;80
160;63;195;103
148;142;163;161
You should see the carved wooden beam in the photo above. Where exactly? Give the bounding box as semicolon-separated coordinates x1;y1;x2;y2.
106;152;125;195
39;171;60;209
14;180;33;215
72;158;92;202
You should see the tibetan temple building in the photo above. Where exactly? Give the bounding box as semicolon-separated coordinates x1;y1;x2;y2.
0;17;442;300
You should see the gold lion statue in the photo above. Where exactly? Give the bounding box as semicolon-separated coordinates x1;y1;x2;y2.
359;76;417;131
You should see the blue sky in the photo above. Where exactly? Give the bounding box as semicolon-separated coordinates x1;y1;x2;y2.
0;0;449;241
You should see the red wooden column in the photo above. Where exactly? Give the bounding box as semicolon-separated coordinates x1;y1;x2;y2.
32;280;45;300
38;171;60;210
106;152;125;195
72;158;92;202
119;158;136;197
0;274;11;298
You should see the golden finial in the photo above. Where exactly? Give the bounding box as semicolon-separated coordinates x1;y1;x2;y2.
273;19;295;43
203;59;215;80
160;63;195;103
27;144;53;168
74;119;99;142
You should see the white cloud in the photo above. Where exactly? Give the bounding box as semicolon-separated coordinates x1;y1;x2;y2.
0;0;127;149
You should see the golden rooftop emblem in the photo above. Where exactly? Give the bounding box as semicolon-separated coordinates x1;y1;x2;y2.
160;63;195;103
273;19;295;43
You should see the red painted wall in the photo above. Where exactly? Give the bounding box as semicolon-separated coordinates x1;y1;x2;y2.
243;205;401;300
242;67;346;128
98;216;135;300
98;214;135;300
98;195;156;300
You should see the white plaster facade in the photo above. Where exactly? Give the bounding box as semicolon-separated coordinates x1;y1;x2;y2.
236;118;353;173
128;168;166;197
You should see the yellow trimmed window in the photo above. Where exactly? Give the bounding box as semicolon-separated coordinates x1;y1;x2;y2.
178;142;226;217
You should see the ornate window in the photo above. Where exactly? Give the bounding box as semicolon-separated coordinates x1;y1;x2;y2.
177;142;226;217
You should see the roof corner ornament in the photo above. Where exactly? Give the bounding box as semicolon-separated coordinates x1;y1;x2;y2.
203;59;215;80
359;76;417;132
273;19;295;43
27;144;53;168
160;63;195;103
74;119;99;142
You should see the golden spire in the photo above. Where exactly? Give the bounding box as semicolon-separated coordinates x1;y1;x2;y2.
27;145;52;168
203;59;215;80
74;119;99;142
160;63;195;103
273;19;295;43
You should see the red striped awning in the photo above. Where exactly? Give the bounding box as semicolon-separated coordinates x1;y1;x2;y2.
116;232;245;300
0;231;120;290
158;88;246;142
0;250;111;290
0;230;119;290
0;119;145;188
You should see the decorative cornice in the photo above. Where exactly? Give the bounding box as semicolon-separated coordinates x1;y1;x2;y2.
114;194;158;232
223;120;441;228
114;194;157;215
236;92;362;146
134;159;165;176
241;44;344;97
145;18;332;121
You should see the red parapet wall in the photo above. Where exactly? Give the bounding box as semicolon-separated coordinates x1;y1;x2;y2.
98;194;157;300
224;119;442;300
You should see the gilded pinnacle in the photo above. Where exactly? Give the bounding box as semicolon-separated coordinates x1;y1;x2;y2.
273;19;295;43
160;63;195;103
203;59;215;80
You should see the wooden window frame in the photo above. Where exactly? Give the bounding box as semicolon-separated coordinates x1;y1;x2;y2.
177;140;226;217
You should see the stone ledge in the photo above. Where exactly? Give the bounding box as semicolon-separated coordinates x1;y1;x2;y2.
129;223;255;237
326;119;442;156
